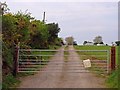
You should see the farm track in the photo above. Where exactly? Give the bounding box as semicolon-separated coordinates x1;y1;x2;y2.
17;46;107;88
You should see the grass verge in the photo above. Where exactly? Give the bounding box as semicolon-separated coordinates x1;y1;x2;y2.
106;70;118;88
2;73;20;90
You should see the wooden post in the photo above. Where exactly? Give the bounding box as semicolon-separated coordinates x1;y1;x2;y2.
118;46;120;89
13;45;19;76
111;46;116;71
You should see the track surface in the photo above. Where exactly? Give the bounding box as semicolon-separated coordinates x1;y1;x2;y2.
18;46;106;88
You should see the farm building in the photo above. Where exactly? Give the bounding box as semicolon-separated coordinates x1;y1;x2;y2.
84;42;94;45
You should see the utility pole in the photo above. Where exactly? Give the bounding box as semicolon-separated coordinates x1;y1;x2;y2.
42;12;45;23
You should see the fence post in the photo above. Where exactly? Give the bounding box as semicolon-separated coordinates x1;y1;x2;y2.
111;46;116;71
13;45;19;76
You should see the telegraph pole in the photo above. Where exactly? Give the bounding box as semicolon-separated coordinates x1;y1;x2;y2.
42;12;45;23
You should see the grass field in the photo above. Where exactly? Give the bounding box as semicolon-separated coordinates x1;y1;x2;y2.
74;45;118;65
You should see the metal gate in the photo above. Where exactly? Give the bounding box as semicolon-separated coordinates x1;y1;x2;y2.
18;49;59;72
75;50;110;74
17;48;110;74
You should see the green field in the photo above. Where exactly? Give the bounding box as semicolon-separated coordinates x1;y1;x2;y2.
74;45;118;65
75;45;111;50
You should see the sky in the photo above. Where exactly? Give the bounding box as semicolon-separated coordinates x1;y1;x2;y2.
1;0;118;45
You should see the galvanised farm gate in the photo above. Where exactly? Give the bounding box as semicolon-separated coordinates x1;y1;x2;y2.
12;46;116;76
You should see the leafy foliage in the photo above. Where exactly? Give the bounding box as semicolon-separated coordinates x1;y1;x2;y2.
47;23;60;45
29;20;49;48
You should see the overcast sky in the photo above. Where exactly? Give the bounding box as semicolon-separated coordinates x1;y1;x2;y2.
1;0;118;45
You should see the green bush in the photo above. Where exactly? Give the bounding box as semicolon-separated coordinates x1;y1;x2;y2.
2;42;13;68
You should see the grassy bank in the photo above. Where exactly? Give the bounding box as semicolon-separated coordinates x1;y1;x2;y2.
106;70;118;88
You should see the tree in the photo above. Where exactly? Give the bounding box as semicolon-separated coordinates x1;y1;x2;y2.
65;36;74;45
14;11;32;46
93;36;103;45
54;38;64;46
2;13;18;47
29;20;49;49
47;23;60;45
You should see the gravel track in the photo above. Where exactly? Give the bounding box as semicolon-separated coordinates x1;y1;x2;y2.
18;46;106;88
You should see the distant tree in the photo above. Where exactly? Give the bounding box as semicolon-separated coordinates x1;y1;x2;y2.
65;36;74;45
115;41;120;46
93;36;103;45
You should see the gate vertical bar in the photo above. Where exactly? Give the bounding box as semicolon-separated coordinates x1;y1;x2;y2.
111;46;116;71
13;45;19;76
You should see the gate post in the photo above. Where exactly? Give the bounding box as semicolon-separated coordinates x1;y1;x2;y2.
111;46;116;71
13;45;19;76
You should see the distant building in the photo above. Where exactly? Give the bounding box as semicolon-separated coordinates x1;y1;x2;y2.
84;42;94;45
97;44;105;46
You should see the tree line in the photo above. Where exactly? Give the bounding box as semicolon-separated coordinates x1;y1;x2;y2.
2;11;62;49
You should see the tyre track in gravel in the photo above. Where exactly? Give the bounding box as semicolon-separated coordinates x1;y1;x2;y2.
56;45;106;88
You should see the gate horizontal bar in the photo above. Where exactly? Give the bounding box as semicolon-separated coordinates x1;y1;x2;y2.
19;49;108;52
18;70;107;74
